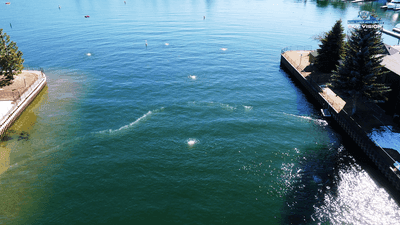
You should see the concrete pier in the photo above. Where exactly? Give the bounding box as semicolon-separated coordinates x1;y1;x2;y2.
280;49;400;191
0;70;47;138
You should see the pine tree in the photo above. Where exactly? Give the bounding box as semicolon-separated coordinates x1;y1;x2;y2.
330;24;390;115
315;19;345;73
0;29;24;88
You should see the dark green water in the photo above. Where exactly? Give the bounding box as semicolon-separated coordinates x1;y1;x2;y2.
1;0;400;224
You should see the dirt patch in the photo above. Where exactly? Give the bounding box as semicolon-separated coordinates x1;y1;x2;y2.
0;71;39;101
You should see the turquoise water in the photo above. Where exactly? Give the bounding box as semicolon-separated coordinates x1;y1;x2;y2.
1;0;400;224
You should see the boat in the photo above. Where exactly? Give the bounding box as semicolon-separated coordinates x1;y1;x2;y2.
5;2;10;4
84;15;90;18
387;0;400;9
394;161;400;170
321;108;331;118
393;24;400;33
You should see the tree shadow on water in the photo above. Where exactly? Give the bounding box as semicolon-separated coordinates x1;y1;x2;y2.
280;144;341;225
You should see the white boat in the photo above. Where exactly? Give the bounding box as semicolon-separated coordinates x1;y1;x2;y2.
387;0;400;9
321;108;331;118
393;24;400;33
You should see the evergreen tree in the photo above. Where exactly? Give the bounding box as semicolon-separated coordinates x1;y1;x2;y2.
0;29;24;88
330;24;390;115
315;19;345;73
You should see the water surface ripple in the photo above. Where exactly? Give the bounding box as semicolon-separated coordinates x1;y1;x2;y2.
1;0;400;224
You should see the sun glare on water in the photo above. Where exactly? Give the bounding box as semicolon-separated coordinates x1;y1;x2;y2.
187;139;198;146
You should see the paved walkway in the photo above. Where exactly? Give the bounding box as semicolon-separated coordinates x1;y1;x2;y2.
283;50;346;112
320;87;346;112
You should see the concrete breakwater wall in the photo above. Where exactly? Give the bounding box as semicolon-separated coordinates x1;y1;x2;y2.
280;52;400;191
0;70;47;138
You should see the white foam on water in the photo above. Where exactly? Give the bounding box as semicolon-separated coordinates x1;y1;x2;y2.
187;101;238;112
97;107;164;134
165;43;169;46
220;103;236;111
116;111;152;131
243;105;253;111
314;118;328;126
283;113;328;126
8;106;166;170
86;53;91;56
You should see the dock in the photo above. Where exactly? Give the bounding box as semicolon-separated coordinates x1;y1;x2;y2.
393;27;400;33
280;48;400;191
382;29;400;39
0;70;47;138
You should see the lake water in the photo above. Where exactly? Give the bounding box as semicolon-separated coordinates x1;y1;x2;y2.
1;0;400;224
